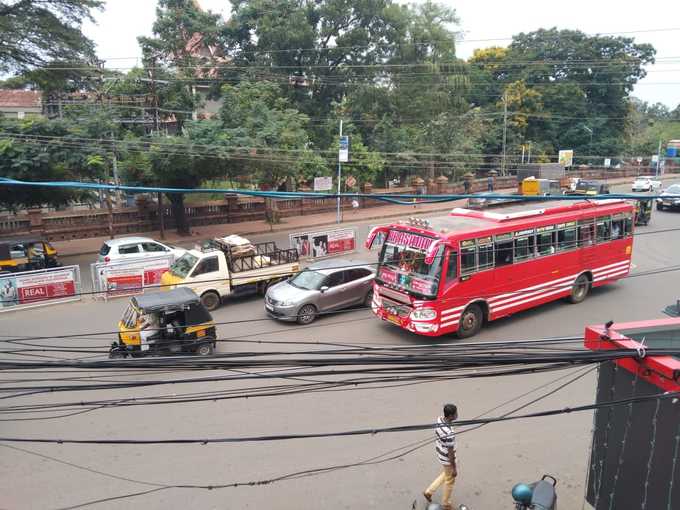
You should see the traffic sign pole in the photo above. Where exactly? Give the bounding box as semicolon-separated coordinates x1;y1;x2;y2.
337;121;344;224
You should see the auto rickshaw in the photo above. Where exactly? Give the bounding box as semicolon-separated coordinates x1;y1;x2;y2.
634;198;652;226
109;287;217;358
0;237;60;273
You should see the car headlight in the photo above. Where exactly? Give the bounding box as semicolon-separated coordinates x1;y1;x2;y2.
410;308;437;321
279;300;295;306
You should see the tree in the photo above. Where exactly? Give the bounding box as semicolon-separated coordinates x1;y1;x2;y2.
0;1;102;73
218;80;326;189
0;117;104;210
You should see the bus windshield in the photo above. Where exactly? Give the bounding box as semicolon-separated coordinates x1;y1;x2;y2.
377;241;443;298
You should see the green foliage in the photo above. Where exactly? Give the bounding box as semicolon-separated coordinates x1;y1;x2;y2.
0;1;102;73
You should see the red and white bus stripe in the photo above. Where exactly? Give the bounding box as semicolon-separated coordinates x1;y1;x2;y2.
437;260;630;330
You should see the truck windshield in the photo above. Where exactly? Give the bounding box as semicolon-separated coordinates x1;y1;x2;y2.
289;269;326;290
377;241;443;298
169;253;198;278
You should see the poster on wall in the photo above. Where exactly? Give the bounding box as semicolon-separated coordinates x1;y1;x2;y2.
290;228;356;259
0;266;80;311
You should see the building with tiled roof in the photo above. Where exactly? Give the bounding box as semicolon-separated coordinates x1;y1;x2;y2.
0;89;43;119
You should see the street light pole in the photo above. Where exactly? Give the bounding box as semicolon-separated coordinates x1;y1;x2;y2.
336;119;343;224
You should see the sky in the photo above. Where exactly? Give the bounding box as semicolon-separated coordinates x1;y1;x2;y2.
83;0;680;108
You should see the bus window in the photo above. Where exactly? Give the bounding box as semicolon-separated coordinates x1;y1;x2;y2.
578;220;595;247
496;240;514;266
460;246;476;275
624;214;633;236
596;217;611;242
477;237;494;270
557;228;577;251
514;236;535;261
611;218;624;240
537;231;555;256
446;251;458;281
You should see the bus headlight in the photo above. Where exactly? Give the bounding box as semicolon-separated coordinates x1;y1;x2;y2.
410;309;437;321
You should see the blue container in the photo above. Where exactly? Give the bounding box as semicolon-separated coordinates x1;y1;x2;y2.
666;147;678;158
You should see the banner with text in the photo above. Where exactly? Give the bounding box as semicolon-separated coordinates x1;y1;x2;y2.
91;255;173;300
289;228;356;260
0;266;81;312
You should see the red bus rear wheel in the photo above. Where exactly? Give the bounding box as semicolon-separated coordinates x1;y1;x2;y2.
457;304;483;339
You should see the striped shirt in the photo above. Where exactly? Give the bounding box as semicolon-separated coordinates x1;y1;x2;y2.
435;416;456;465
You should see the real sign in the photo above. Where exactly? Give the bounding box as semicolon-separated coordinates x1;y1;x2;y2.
313;176;333;191
339;136;349;163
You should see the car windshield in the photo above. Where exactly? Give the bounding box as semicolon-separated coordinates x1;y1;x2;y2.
289;269;326;290
169;253;198;278
377;238;443;298
665;185;680;194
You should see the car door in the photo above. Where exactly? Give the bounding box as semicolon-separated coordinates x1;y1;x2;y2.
117;242;143;260
187;255;228;297
317;270;349;311
344;268;374;305
141;241;171;259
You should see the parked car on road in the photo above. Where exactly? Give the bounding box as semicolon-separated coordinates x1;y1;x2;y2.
656;184;680;210
98;237;186;263
632;175;662;192
265;258;376;324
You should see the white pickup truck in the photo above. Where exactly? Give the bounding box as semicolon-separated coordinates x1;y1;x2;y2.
160;236;300;310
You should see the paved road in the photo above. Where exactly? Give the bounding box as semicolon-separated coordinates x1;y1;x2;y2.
0;185;678;510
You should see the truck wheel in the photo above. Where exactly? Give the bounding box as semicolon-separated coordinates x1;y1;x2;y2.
569;274;590;304
297;304;317;325
457;304;483;339
200;291;221;311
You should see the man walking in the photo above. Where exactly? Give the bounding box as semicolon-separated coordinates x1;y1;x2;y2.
487;174;494;192
424;404;458;510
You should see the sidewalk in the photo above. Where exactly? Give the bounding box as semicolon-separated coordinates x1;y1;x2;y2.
52;175;675;257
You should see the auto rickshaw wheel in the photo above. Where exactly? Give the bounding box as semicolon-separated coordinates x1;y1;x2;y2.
195;342;214;356
109;350;127;359
200;291;221;311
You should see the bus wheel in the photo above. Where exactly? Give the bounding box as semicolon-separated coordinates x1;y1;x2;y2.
569;274;590;304
457;304;483;339
200;291;221;311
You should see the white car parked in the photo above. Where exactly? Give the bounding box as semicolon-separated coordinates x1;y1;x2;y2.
98;237;186;263
632;176;662;192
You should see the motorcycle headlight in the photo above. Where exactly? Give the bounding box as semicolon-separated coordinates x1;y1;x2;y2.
410;309;437;321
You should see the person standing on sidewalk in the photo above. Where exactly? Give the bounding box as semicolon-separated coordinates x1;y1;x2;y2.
487;174;494;192
424;403;458;510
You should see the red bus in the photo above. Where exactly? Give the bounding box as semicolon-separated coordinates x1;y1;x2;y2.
365;199;635;338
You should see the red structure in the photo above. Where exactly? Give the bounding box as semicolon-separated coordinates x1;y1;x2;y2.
584;318;680;509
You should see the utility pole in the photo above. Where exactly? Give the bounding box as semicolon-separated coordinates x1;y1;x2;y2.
501;92;508;176
656;139;662;176
336;120;343;224
149;56;160;133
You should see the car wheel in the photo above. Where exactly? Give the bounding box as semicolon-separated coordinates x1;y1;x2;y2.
657;202;664;211
363;289;374;308
297;304;317;325
200;291;221;311
457;304;483;339
569;274;590;304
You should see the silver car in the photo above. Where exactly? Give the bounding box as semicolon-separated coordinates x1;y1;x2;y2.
264;259;376;324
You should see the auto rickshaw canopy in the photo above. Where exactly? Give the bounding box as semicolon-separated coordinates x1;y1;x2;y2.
131;287;213;324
